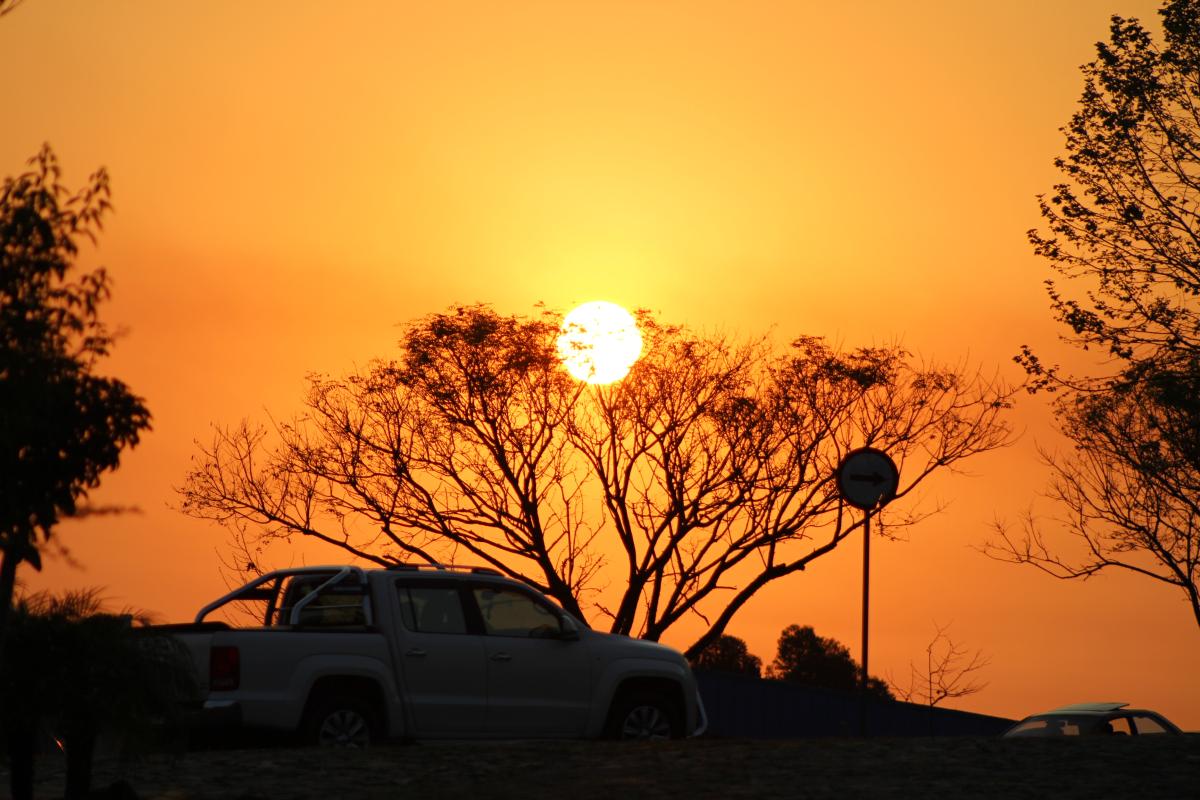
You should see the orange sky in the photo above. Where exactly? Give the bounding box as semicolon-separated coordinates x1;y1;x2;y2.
4;0;1197;729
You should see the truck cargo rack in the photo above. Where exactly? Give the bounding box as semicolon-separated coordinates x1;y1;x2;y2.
385;563;502;576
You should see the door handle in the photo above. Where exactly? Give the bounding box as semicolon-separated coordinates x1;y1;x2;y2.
405;648;427;658
490;652;512;662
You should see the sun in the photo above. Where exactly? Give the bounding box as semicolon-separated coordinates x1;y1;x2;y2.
557;301;644;385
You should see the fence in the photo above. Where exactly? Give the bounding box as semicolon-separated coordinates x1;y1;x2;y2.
695;670;1014;738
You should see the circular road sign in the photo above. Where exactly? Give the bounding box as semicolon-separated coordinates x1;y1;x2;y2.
836;447;899;511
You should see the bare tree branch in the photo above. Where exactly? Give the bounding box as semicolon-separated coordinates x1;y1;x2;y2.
890;622;990;709
0;1;26;19
179;304;1014;650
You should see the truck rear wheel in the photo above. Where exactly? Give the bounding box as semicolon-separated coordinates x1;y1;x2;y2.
605;691;683;740
301;694;379;748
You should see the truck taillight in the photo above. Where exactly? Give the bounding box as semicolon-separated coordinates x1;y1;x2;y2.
210;645;240;691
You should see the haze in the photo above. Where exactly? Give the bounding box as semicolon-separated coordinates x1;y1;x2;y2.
2;0;1195;728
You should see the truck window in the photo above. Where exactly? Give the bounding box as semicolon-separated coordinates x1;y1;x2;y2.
396;586;468;634
473;587;561;638
275;574;366;627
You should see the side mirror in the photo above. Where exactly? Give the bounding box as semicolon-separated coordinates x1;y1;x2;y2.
559;615;580;641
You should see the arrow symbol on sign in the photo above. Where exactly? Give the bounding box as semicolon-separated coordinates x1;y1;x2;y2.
849;472;886;485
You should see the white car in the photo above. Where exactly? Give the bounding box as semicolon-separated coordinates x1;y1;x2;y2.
1002;702;1182;737
167;565;707;746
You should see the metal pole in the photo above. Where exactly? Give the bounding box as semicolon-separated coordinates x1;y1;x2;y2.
860;509;871;737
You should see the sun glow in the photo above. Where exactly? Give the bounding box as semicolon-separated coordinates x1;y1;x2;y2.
557;301;644;385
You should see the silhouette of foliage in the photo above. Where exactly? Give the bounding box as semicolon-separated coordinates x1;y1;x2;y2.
767;624;892;700
1021;0;1200;374
689;634;762;677
992;0;1200;631
0;146;150;667
182;303;1012;657
1;589;197;800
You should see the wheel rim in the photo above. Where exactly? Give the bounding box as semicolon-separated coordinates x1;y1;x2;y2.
620;704;673;740
317;709;371;748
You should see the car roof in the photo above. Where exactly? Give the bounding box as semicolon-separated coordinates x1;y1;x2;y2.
1040;702;1129;715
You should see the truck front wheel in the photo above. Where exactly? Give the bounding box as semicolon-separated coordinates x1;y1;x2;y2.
604;692;683;740
301;694;380;748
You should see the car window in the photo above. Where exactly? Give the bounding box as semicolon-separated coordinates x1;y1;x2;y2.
396;586;469;634
1006;717;1083;736
473;587;561;638
1108;716;1134;736
1132;715;1169;735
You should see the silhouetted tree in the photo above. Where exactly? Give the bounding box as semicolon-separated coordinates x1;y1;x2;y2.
767;624;892;700
989;0;1200;631
0;1;25;19
1;589;197;800
182;304;1012;657
0;146;151;664
689;633;762;677
889;622;989;709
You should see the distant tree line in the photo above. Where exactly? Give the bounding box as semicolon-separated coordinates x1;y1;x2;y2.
693;623;990;708
690;626;892;701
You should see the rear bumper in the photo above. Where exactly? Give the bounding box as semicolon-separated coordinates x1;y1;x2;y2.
183;699;243;730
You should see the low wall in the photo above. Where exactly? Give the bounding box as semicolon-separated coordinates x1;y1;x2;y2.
695;670;1014;738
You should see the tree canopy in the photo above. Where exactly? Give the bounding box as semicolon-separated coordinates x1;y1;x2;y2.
1021;0;1200;373
992;0;1200;631
0;145;150;653
183;303;1012;657
689;633;763;677
767;624;892;700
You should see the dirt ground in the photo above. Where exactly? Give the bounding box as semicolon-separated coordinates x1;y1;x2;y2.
6;735;1200;799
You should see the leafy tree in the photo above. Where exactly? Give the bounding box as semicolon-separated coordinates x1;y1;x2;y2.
0;146;150;661
989;0;1200;630
1;589;197;800
689;633;762;677
767;624;892;700
182;304;1012;657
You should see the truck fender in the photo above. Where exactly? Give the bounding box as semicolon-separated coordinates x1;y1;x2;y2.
586;658;690;738
283;654;404;736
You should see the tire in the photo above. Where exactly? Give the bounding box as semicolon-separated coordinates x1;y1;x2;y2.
301;694;380;748
604;691;683;740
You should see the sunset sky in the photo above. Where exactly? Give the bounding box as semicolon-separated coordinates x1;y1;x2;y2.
4;0;1197;729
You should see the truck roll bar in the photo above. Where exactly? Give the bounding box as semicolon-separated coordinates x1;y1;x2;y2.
194;566;370;626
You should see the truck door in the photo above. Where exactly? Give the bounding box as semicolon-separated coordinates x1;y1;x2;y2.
470;585;592;737
392;581;488;736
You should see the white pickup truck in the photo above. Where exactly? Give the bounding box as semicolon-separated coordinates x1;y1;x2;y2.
167;564;706;746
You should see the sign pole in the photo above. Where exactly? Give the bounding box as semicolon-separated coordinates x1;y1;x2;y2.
860;508;871;738
834;446;898;740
